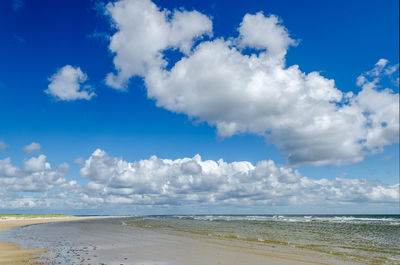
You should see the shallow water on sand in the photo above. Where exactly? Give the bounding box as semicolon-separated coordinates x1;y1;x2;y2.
0;215;399;265
126;215;400;264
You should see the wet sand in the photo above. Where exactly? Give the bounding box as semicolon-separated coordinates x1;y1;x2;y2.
0;216;115;265
0;217;355;265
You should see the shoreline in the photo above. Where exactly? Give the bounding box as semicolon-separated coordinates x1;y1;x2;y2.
1;217;356;265
0;216;118;265
1;215;394;264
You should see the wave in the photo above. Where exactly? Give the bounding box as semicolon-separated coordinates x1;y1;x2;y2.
172;215;400;225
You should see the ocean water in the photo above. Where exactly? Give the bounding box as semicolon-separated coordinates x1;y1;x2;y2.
125;215;400;264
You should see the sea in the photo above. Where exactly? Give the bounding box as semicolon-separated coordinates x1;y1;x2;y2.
127;215;400;264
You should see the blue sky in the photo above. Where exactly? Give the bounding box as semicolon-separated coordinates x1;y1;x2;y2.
0;0;398;214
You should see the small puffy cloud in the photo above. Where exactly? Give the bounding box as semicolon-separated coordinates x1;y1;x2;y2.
105;0;399;166
45;65;95;101
0;141;8;151
24;154;49;172
237;13;296;60
356;59;399;88
24;142;41;154
78;149;399;207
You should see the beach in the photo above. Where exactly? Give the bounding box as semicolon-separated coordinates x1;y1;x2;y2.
1;215;398;265
0;216;115;265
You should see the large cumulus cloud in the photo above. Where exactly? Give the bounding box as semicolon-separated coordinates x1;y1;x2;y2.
105;0;399;166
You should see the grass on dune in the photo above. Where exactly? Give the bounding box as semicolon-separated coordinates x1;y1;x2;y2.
0;214;73;219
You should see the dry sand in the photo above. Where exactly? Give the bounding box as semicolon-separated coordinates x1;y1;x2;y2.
0;216;113;265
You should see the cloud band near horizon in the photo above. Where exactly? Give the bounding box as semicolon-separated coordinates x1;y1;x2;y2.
0;148;398;212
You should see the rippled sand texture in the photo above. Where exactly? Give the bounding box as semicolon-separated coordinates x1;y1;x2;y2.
0;216;115;265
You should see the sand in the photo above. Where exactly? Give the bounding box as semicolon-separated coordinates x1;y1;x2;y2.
0;216;114;265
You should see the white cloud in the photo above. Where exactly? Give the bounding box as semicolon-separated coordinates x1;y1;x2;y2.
105;0;212;90
24;154;49;172
0;155;69;193
0;149;398;211
0;152;85;210
45;65;95;101
237;13;296;61
354;60;399;154
104;0;399;166
357;59;399;87
78;149;399;207
24;142;41;154
0;158;19;177
0;141;8;151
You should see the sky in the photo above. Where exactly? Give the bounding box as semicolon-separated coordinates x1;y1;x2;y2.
0;0;399;215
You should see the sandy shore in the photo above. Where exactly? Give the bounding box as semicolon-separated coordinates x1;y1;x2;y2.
0;216;115;265
0;216;363;265
0;217;356;265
